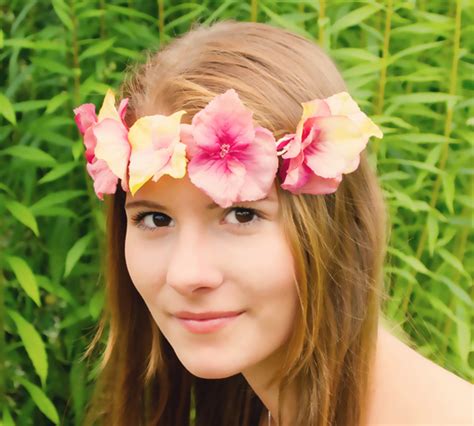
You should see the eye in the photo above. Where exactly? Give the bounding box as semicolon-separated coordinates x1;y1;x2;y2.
131;211;175;231
224;207;261;227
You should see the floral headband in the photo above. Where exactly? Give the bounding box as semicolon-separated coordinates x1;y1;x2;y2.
73;88;382;208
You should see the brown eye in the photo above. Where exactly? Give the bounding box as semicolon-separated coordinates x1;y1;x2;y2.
132;211;174;231
225;207;260;226
147;213;172;227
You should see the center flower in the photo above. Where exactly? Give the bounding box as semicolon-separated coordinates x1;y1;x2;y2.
219;143;231;158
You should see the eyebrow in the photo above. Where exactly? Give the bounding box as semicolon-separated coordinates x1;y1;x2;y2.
125;196;274;211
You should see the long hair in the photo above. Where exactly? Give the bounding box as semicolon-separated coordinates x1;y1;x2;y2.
84;20;387;426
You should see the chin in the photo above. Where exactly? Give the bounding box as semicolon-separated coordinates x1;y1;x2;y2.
178;357;241;379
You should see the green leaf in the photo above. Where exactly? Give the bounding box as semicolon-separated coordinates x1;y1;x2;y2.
330;47;379;62
8;311;48;386
258;4;314;39
0;145;57;167
388;41;445;64
17;377;59;424
427;212;439;256
89;290;104;319
33;206;77;219
0;92;17;125
391;22;452;35
455;304;470;362
79;38;116;62
64;233;94;277
31;190;86;213
38;162;78;185
387;247;431;276
31;57;74;77
52;0;73;30
388;92;461;105
438;248;470;280
106;4;156;23
45;91;70;114
431;273;473;307
2;406;15;426
330;4;383;34
6;255;41;306
110;47;143;60
0;182;15;197
13;99;50;112
441;173;455;214
70;360;86;422
5;199;40;236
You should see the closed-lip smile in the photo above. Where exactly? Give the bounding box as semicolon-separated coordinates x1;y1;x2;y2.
174;310;244;321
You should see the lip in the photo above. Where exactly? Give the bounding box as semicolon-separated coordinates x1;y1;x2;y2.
174;311;244;320
174;311;244;334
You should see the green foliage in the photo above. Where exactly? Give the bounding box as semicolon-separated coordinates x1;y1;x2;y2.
1;0;472;423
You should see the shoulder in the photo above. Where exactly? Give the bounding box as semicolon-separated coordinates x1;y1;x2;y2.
366;324;473;425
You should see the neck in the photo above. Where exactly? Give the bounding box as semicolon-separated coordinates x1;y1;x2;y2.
242;347;298;426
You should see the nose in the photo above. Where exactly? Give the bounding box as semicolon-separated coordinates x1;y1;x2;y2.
165;227;224;295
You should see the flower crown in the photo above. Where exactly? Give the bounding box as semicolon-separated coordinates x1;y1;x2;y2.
73;88;382;208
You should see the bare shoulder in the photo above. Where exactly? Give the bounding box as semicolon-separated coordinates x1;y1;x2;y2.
366;324;473;425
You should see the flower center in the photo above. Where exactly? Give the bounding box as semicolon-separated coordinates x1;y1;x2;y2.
219;143;231;158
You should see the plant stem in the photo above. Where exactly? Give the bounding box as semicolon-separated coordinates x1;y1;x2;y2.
251;0;258;22
439;207;469;356
372;0;392;157
400;0;462;314
99;0;106;39
318;0;326;47
0;270;5;407
157;0;164;46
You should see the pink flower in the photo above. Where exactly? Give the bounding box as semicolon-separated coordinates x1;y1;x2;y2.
73;89;130;199
276;91;383;194
180;89;278;208
128;111;188;195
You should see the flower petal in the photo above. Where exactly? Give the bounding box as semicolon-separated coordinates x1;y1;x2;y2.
129;147;170;195
237;127;278;202
118;98;129;126
303;116;366;179
283;98;331;159
92;118;130;182
128;111;187;195
188;155;246;208
191;88;254;152
280;155;341;195
73;103;97;135
325;91;383;139
86;159;118;200
279;152;309;190
180;123;199;158
97;89;122;122
83;127;97;163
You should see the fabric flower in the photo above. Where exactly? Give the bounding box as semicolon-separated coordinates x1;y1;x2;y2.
73;89;130;199
128;110;188;195
276;91;383;194
180;89;278;208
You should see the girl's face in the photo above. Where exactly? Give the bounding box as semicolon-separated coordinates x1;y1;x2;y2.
124;174;299;379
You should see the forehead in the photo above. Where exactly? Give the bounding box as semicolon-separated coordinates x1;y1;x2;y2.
125;173;278;209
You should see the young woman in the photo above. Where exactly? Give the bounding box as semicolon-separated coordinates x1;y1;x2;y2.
74;20;472;426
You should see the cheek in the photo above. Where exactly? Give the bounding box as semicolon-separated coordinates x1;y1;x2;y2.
238;228;298;324
124;232;166;299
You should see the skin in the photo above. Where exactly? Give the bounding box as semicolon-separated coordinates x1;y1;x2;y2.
124;173;299;424
123;173;473;425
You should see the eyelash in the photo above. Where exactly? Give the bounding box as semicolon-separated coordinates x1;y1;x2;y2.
130;206;262;232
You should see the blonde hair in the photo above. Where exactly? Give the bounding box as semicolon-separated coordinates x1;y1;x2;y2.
85;20;387;426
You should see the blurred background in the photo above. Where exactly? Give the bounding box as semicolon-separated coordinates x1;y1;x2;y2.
0;0;472;424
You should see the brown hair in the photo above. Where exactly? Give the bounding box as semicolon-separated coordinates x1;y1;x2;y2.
84;20;387;426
